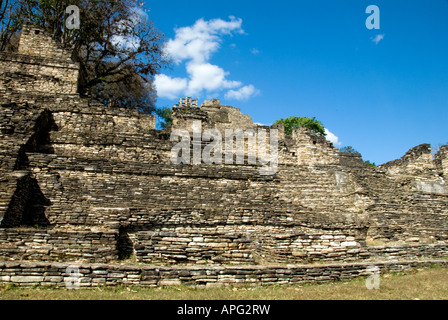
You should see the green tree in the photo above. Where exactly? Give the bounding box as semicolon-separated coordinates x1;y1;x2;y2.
274;116;326;136
364;160;376;167
1;0;168;114
154;106;172;129
340;146;376;167
339;146;360;155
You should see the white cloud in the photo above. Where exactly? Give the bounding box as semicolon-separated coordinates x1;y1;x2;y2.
325;128;341;146
165;16;243;64
155;17;259;101
225;85;260;101
154;74;188;100
371;34;385;45
250;48;260;55
186;62;241;95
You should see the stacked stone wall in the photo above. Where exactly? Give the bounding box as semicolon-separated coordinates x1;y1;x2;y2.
2;97;447;266
1;99;447;265
0;260;446;287
0;228;118;262
18;24;74;61
0;23;79;95
435;144;448;179
0;52;79;94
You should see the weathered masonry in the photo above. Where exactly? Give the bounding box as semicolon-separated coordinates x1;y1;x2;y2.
1;259;446;288
0;25;447;286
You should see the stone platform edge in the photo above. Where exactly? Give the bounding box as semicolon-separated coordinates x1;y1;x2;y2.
0;259;446;287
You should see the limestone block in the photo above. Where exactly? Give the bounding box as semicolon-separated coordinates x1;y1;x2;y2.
10;275;44;283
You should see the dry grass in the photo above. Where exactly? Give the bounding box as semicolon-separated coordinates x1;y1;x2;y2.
1;265;447;300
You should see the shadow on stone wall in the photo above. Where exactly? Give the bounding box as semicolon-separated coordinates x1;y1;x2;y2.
1;174;50;227
117;227;135;260
2;109;57;227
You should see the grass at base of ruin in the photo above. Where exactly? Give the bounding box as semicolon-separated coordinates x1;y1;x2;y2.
1;265;447;300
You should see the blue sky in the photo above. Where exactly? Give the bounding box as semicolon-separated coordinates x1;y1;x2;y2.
143;0;448;165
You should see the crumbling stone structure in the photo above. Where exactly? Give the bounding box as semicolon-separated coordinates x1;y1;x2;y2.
0;25;447;287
